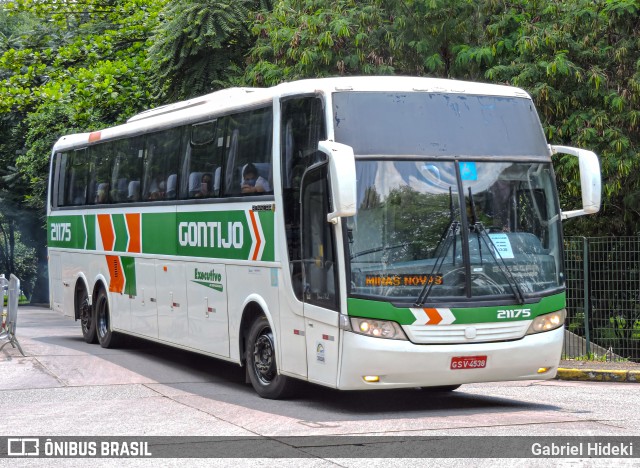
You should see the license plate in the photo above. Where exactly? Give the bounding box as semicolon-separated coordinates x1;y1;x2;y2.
450;355;487;370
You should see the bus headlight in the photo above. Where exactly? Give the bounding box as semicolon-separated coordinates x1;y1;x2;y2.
526;309;566;335
348;317;408;340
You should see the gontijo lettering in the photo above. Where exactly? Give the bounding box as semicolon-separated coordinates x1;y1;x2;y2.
178;221;243;248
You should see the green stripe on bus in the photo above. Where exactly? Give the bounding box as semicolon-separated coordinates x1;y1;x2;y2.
257;209;275;262
347;292;566;325
141;212;177;255
49;208;276;261
346;298;416;324
84;215;96;250
122;256;136;296
112;214;129;252
449;293;565;324
48;215;86;249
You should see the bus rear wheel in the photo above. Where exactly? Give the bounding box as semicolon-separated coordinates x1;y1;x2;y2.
245;316;297;399
95;288;119;349
76;286;96;344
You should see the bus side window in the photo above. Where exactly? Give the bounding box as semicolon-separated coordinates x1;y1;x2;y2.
183;120;220;199
69;166;83;205
52;152;67;208
88;143;114;205
223;107;273;197
113;137;144;204
60;148;89;206
143;127;183;202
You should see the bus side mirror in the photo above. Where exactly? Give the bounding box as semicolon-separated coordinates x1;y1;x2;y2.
318;140;357;224
550;145;602;220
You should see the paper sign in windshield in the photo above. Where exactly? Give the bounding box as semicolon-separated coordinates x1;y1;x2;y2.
488;233;515;259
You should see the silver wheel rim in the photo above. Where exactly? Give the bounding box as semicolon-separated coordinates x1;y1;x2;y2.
253;328;276;385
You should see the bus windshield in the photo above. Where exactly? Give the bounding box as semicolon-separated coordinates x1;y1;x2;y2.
346;160;563;301
332;91;549;157
334;92;563;302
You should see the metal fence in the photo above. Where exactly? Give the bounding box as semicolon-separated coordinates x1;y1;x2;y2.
564;237;640;362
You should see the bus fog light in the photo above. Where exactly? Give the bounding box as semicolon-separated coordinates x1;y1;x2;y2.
537;367;550;374
363;375;380;383
349;317;407;340
526;309;566;335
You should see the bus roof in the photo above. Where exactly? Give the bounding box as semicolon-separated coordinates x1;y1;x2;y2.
52;76;532;153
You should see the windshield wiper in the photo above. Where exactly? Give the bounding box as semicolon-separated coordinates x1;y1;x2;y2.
414;221;458;306
415;187;458;306
468;188;525;304
350;243;407;261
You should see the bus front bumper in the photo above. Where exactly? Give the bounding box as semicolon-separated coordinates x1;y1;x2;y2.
337;326;564;390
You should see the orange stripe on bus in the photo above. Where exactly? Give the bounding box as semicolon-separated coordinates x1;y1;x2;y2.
97;214;115;251
106;255;124;293
125;213;141;253
424;308;443;325
249;210;262;261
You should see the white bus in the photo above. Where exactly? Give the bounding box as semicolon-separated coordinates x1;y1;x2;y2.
47;77;601;398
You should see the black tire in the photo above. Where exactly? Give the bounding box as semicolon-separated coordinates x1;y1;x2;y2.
76;285;96;344
420;385;462;392
245;316;297;399
95;288;119;349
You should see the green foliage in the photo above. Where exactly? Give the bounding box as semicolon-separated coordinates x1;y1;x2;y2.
0;219;38;298
245;0;397;86
149;0;270;100
477;0;640;235
0;0;163;300
391;0;486;77
1;0;162;213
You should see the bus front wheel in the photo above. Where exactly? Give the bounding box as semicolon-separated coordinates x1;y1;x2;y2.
95;288;119;349
245;316;297;399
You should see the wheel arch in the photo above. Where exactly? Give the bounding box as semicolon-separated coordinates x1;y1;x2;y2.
73;274;90;320
91;275;110;311
238;295;277;368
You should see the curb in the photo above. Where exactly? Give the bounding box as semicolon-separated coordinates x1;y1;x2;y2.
556;368;640;383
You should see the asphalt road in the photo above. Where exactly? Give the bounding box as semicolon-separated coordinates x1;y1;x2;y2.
1;307;638;466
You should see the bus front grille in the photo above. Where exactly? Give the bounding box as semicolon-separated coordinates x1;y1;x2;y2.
403;321;530;344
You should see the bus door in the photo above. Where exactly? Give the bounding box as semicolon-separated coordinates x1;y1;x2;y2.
300;164;341;386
